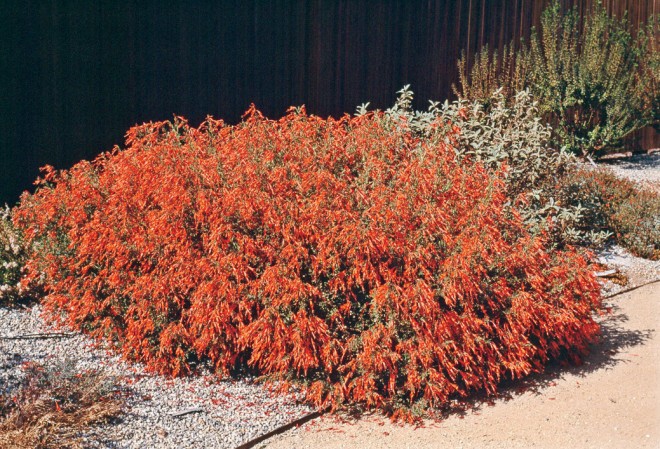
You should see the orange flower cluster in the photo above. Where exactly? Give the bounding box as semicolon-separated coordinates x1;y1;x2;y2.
14;107;601;419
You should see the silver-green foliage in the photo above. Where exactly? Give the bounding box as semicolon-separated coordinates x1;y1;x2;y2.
0;206;30;303
359;86;611;247
442;89;566;197
440;89;612;247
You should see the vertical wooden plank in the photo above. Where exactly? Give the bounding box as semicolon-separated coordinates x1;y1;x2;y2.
1;0;659;204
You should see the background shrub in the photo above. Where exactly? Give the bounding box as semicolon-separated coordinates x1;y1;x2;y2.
14;108;602;420
370;86;657;257
455;0;657;157
560;168;660;260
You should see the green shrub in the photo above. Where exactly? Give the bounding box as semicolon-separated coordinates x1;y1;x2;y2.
365;86;657;257
560;168;660;259
639;20;660;132
455;44;526;110
440;89;614;248
455;0;657;157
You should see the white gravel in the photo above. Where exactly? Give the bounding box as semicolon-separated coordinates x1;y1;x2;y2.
601;153;660;192
596;244;660;297
0;306;314;448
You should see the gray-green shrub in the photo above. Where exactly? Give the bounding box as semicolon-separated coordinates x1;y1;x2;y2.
361;86;610;248
0;206;37;304
455;0;657;157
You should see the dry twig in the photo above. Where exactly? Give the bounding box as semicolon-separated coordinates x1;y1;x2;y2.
0;359;124;449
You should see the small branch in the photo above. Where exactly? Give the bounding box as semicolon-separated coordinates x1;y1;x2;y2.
0;332;77;340
234;408;327;449
170;407;205;418
594;269;617;277
603;279;660;299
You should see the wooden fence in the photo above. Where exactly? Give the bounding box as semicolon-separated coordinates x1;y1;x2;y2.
0;0;656;203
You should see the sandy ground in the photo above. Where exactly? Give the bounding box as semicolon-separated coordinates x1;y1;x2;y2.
263;283;660;449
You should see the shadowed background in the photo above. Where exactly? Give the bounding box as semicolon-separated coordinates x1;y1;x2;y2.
0;0;656;205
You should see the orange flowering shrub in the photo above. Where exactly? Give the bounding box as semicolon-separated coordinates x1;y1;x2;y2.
13;107;601;420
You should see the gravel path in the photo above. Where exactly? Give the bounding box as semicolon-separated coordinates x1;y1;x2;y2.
3;254;655;449
597;245;660;297
601;153;660;192
0;307;313;448
591;152;660;296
